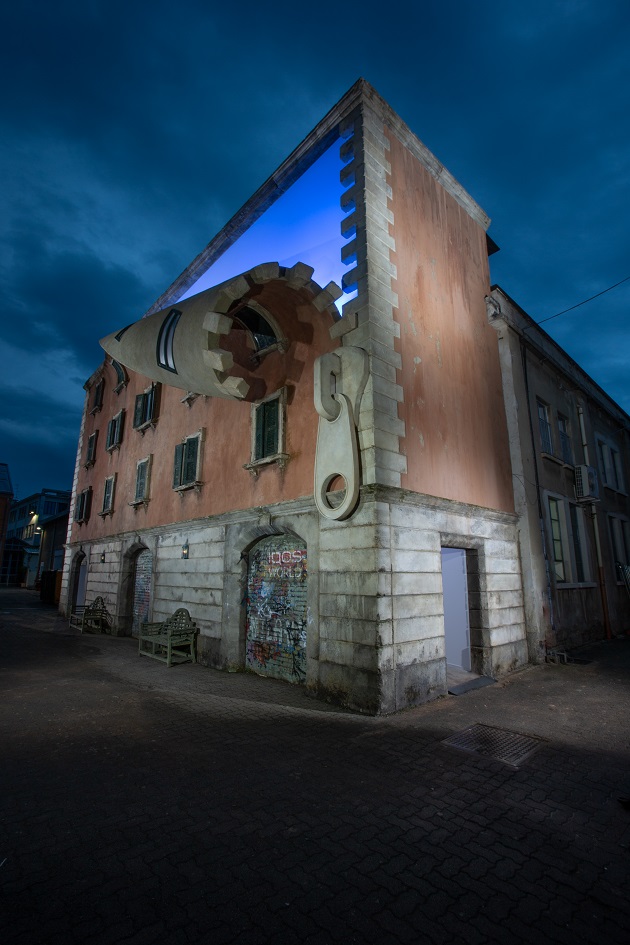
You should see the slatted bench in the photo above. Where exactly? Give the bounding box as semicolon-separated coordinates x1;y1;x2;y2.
69;596;113;634
138;608;198;667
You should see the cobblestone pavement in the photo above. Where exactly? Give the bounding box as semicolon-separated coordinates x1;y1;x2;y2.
1;589;629;945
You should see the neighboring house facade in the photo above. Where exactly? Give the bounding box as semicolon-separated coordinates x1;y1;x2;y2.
489;288;630;654
4;488;71;588
0;464;13;581
61;78;613;714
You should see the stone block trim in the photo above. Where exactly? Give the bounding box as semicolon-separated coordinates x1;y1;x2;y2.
337;107;407;491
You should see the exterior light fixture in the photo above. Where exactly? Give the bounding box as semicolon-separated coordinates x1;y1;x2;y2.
181;540;190;560
100;551;106;563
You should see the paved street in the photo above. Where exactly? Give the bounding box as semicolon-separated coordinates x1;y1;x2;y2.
1;588;629;945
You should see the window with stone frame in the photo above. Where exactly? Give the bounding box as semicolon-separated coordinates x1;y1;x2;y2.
90;378;104;415
557;414;573;465
132;456;152;505
133;384;161;431
245;389;288;472
105;409;125;451
173;433;202;490
99;475;116;517
548;496;567;582
74;488;92;524
597;436;625;493
609;515;630;568
84;431;98;467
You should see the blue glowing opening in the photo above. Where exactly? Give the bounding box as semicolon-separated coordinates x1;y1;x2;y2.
177;138;356;312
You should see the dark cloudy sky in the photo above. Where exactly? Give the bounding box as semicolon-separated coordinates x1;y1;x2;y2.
2;0;629;500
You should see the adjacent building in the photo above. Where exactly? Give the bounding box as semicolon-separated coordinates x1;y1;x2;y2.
4;488;71;587
59;80;628;714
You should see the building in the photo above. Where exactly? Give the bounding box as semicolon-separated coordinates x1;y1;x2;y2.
59;80;627;714
488;287;630;654
4;488;71;587
0;464;13;581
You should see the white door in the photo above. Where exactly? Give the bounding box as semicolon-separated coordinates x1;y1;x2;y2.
441;547;471;672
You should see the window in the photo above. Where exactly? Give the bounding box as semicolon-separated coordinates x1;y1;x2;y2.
548;497;566;582
90;378;104;415
568;503;590;583
245;390;288;473
99;475;116;517
537;401;553;454
85;431;98;467
133;384;161;431
74;488;92;524
106;410;125;451
110;359;128;393
173;433;202;490
131;456;152;505
596;436;625;492
232;304;280;353
557;415;573;465
609;516;630;567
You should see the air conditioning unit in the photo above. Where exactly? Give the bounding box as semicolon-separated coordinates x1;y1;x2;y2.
574;464;599;501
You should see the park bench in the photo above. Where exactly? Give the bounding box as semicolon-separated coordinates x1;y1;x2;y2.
68;596;113;634
138;608;198;667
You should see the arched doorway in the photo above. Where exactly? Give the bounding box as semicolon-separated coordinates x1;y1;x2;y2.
71;552;88;611
131;547;153;636
246;535;307;683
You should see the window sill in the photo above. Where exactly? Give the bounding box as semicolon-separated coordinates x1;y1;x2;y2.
174;481;203;494
98;510;114;518
540;451;564;466
133;421;157;435
83;460;95;469
243;453;289;478
106;444;121;453
556;582;597;590
603;484;627;497
129;499;150;510
89;406;103;416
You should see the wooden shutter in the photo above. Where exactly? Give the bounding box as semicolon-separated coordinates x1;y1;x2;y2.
254;405;264;460
150;383;161;422
183;436;199;485
133;394;145;428
84;488;92;522
103;478;112;512
263;400;279;457
116;410;125;445
173;443;184;488
106;419;114;450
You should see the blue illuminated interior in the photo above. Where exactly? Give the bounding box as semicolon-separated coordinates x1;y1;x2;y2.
177;137;356;312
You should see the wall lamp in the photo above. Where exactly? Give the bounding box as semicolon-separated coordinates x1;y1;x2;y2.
100;551;106;563
181;540;190;560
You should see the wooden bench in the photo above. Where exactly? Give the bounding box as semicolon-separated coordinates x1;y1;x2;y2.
69;596;112;634
138;608;198;667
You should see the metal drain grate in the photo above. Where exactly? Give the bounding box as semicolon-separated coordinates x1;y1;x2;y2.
442;723;545;767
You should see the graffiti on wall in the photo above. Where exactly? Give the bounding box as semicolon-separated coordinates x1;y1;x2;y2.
246;536;307;684
132;549;152;635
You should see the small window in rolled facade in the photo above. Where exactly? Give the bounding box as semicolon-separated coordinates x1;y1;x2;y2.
90;378;104;415
106;410;125;451
111;359;128;393
84;431;98;467
99;475;116;517
133;384;161;432
74;488;92;524
173;433;202;490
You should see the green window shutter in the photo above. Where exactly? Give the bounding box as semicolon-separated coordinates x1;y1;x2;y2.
136;462;147;501
254;406;264;460
150;383;161;422
173;443;184;488
183;436;199;485
117;410;125;445
106;419;114;450
84;488;92;522
263;400;279;457
103;479;112;512
133;394;145;428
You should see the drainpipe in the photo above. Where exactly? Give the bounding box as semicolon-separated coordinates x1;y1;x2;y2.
577;404;612;640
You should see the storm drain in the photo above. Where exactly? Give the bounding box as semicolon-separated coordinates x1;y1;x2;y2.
442;723;545;768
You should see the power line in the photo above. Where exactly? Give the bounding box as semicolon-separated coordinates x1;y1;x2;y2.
536;275;630;326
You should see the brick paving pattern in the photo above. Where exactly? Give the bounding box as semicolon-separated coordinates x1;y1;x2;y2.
1;589;629;944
